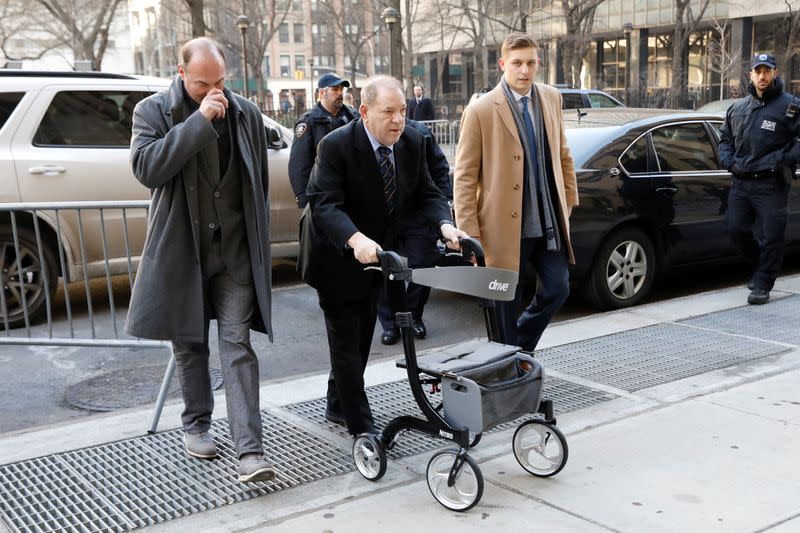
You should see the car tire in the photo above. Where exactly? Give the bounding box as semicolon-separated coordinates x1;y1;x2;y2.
583;226;656;310
0;226;59;329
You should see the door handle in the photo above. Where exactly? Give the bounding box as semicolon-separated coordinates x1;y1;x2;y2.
28;166;66;175
656;187;678;194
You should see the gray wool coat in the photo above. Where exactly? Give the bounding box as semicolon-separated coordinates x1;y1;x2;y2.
125;76;273;343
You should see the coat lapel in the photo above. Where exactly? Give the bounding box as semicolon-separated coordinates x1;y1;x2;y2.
393;133;411;209
491;87;522;147
354;120;384;203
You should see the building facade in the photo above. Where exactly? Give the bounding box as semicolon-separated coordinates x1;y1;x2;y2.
409;0;800;116
127;0;392;112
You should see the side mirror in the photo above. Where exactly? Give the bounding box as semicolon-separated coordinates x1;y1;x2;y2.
266;126;287;150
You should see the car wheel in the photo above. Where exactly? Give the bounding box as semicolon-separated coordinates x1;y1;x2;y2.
583;226;655;310
0;226;59;329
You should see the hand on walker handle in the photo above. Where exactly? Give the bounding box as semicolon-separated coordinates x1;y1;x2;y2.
440;223;468;251
347;232;382;264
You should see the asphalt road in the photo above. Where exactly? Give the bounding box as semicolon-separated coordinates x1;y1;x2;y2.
1;257;796;434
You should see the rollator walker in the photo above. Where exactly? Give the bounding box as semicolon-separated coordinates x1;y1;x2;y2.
352;237;568;511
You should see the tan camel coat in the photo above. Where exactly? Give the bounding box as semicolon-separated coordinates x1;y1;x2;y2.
454;82;578;272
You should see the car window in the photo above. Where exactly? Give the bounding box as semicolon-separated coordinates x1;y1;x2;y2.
33;90;151;147
561;93;584;109
620;135;649;174
588;93;620;108
708;121;722;141
651;123;717;172
0;92;25;132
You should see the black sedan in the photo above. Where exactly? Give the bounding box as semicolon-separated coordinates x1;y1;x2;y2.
564;108;800;309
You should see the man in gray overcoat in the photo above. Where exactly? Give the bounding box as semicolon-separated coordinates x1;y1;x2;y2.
126;37;275;483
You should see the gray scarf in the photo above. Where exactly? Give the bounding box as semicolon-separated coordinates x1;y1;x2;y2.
500;78;560;252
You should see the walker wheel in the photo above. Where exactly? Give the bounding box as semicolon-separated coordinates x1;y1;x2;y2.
353;434;387;481
512;419;568;477
426;449;484;511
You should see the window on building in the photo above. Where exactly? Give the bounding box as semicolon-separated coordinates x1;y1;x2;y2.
264;55;271;77
601;38;626;101
33;91;151;147
280;55;291;77
647;34;672;89
651;123;717;172
294;23;304;43
279;23;290;43
295;55;305;77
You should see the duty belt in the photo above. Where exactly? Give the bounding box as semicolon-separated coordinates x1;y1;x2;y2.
737;170;778;180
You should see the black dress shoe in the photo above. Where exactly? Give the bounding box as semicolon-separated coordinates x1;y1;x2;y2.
412;320;427;339
324;409;346;425
747;288;770;305
381;328;399;345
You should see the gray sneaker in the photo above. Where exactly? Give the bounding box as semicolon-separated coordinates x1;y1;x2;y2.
238;453;277;483
184;432;218;459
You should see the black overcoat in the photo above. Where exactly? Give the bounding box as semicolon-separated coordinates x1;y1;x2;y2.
297;119;450;301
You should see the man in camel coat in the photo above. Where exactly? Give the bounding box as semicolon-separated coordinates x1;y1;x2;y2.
454;31;578;352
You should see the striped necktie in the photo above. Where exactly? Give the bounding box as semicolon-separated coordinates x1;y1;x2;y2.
377;145;397;215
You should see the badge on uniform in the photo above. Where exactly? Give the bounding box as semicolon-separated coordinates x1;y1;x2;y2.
761;119;776;132
295;123;307;138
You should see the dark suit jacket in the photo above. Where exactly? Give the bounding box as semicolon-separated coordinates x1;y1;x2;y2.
407;97;435;121
298;119;450;300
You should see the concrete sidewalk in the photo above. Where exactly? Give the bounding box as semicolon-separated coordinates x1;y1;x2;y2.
2;277;800;532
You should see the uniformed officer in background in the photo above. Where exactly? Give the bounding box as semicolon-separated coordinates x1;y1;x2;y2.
719;52;800;305
289;73;359;208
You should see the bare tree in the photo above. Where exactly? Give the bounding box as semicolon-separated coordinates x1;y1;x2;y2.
774;0;800;77
319;0;381;89
560;0;606;88
210;0;292;107
182;0;206;37
0;0;60;63
415;0;463;101
35;0;124;70
668;0;712;108
707;18;741;100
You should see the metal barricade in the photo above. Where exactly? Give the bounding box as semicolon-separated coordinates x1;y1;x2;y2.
0;200;175;434
418;119;460;157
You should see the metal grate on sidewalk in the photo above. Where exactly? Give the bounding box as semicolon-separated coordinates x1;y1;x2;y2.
0;412;354;533
284;376;616;459
680;294;800;345
535;322;789;392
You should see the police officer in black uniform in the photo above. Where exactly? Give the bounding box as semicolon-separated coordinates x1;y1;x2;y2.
289;73;358;208
719;53;800;305
377;119;453;344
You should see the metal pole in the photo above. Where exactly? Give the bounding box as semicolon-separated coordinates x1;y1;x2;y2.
149;351;177;434
241;28;249;99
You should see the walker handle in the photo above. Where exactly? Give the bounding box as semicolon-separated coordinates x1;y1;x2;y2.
458;237;486;267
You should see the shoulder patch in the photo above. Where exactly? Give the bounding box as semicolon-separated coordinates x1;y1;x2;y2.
295;123;307;138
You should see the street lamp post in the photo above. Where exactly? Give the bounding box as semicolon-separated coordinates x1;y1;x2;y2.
309;58;315;109
623;22;633;106
237;14;250;99
380;7;402;81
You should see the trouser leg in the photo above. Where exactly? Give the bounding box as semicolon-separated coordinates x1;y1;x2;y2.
727;178;760;275
210;272;263;458
404;225;440;321
515;238;570;350
319;292;377;435
751;179;789;290
172;336;213;435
